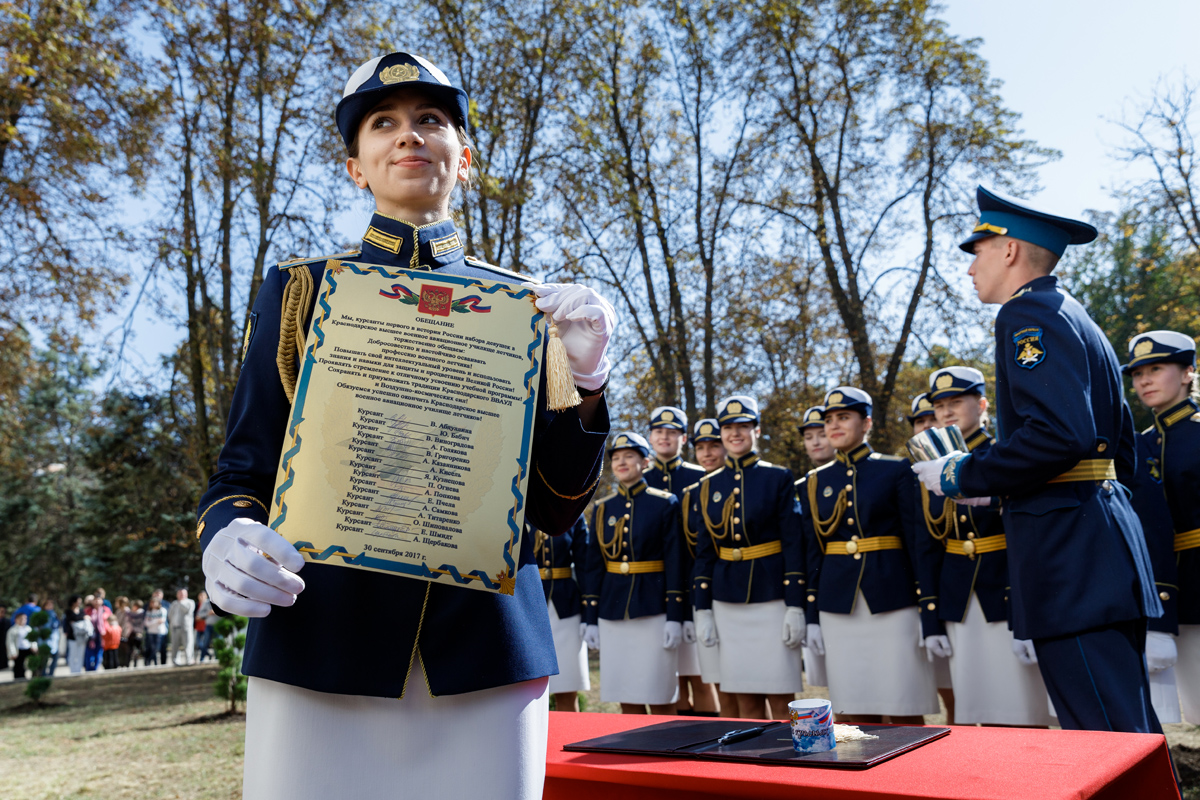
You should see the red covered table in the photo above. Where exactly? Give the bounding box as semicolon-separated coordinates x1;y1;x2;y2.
545;712;1179;800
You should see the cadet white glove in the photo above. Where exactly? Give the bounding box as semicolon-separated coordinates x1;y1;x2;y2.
682;620;697;644
1012;638;1038;666
1146;631;1178;673
782;607;806;649
663;621;682;650
523;282;615;391
924;635;952;660
695;608;718;647
202;518;306;617
806;624;825;656
584;624;600;651
911;452;965;496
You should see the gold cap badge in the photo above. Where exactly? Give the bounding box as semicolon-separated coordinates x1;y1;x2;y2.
615;436;628;447
1134;338;1153;356
727;401;742;414
380;63;420;84
936;374;953;389
918;397;933;410
662;410;674;421
828;392;843;405
700;423;713;434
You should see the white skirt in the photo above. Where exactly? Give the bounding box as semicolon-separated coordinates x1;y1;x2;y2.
547;603;589;694
1150;668;1182;724
821;596;938;716
598;615;679;705
945;595;1055;726
697;637;721;684
802;647;827;688
933;650;953;690
243;668;549;800
1179;624;1200;724
713;600;804;695
677;639;701;677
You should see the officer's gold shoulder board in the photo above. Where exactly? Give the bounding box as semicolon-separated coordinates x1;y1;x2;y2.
645;487;674;500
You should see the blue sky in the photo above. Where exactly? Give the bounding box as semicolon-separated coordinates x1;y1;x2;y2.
105;0;1200;380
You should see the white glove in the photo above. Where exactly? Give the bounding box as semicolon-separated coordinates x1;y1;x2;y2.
202;518;306;617
1146;631;1178;674
911;451;965;496
695;608;718;647
682;620;697;644
782;607;806;649
523;282;615;391
806;624;825;656
1012;638;1038;666
583;624;600;650
663;621;682;650
924;635;952;660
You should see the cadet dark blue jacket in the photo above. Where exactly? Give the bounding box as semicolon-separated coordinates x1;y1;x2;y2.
950;276;1161;640
1143;397;1200;626
533;516;589;621
920;429;1009;625
196;213;610;699
1130;428;1180;634
690;452;806;610
582;480;686;624
801;443;943;637
645;456;706;502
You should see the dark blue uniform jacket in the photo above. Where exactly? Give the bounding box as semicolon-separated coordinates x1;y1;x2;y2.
952;276;1161;640
582;480;686;624
690;452;805;610
196;213;610;698
801;444;943;637
533;516;589;621
1143;398;1200;626
645;456;707;501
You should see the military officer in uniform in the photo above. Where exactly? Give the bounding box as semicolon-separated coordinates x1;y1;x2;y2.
196;52;614;799
908;393;936;435
924;366;1054;726
642;406;713;714
692;396;806;720
681;418;736;716
802;387;942;723
1126;330;1200;723
532;516;590;712
795;405;831;689
914;186;1163;734
582;432;685;714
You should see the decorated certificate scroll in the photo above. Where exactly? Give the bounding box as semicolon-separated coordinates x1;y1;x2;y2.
269;262;545;595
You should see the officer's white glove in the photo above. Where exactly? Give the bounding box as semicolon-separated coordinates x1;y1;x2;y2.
663;621;682;650
911;452;965;496
1146;631;1178;673
1011;638;1038;666
682;620;697;644
583;624;600;651
806;624;825;656
782;607;806;649
924;635;952;660
202;518;306;618
695;609;718;647
523;283;615;391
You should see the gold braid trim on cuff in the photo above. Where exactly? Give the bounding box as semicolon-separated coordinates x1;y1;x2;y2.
197;494;269;527
536;461;601;501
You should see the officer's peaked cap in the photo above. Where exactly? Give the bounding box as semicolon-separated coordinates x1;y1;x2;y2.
959;186;1097;258
692;418;721;442
608;431;651;458
907;393;935;421
337;52;470;148
928;366;986;400
717;395;760;425
1123;330;1196;374
650;406;687;431
800;405;825;429
824;386;871;417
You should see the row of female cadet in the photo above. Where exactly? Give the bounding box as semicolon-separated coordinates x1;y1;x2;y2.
539;340;1200;730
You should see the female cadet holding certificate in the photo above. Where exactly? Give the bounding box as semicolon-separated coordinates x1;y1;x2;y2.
195;52;615;800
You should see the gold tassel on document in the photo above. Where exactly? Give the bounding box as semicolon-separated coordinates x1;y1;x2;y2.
276;263;316;403
545;322;582;411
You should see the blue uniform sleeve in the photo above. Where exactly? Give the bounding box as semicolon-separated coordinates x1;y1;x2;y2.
901;467;945;637
1131;435;1179;634
663;497;686;623
581;502;605;625
691;488;716;611
958;296;1098;497
778;469;806;608
799;476;824;625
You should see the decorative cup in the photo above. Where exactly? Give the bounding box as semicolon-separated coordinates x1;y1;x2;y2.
906;424;967;463
788;698;835;754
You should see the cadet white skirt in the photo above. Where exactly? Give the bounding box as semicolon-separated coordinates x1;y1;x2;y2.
677;639;701;677
713;600;804;695
243;669;549;800
1150;668;1182;724
803;646;827;688
945;595;1055;726
821;596;938;716
598;615;679;705
547;603;589;694
698;638;721;684
1178;624;1200;724
933;648;953;690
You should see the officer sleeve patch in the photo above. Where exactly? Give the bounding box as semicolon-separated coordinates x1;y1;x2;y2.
1012;326;1045;369
241;312;258;363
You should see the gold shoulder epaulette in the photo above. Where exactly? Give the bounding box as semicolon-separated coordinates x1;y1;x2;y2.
463;255;535;283
645;487;674;500
869;452;905;461
699;467;725;482
278;250;361;270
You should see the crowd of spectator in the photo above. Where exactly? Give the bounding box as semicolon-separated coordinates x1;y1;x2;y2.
0;587;219;680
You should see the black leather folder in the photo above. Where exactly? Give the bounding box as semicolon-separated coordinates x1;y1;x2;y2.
563;719;950;769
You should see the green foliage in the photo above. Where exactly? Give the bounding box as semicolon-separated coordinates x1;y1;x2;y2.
212;616;250;713
22;609;54;703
